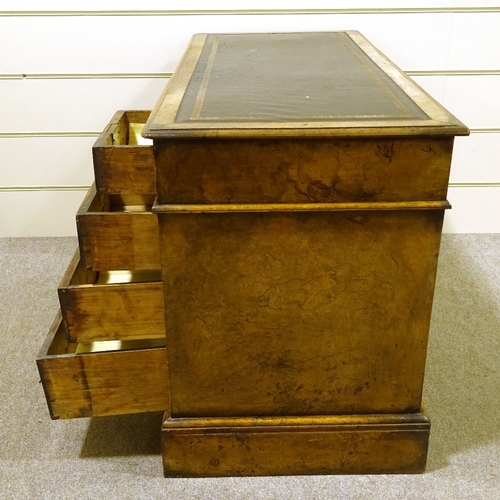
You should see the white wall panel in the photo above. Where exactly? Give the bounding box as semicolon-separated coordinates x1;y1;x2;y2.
1;4;499;235
5;1;500;12
448;13;500;70
412;75;500;129
3;13;500;74
0;14;461;74
450;133;500;184
443;187;500;233
0;78;167;133
0;137;95;186
0;190;84;237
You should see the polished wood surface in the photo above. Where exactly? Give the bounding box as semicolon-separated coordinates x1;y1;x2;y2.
155;136;454;205
37;313;169;420
162;412;430;476
92;110;155;195
76;184;159;271
160;208;445;417
58;249;164;342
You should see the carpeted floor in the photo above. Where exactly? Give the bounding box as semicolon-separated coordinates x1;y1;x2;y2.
0;235;498;499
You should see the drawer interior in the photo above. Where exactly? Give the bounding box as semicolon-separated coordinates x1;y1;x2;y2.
46;319;166;356
87;190;155;214
97;269;161;285
60;249;161;288
105;111;152;147
129;122;152;146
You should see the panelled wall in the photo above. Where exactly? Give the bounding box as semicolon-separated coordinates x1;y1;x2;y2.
1;1;499;236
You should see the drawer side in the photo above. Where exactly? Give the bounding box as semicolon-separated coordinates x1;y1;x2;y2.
76;184;160;271
93;110;155;195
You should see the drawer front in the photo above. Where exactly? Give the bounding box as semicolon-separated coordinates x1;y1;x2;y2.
76;184;160;271
155;136;454;205
58;249;164;343
93;110;155;195
159;206;445;418
37;312;169;420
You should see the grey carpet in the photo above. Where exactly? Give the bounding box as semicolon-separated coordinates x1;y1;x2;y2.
1;235;499;499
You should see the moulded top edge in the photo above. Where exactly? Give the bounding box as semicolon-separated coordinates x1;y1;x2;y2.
152;201;452;214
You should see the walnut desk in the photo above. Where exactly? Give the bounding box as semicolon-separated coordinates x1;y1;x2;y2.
143;31;468;476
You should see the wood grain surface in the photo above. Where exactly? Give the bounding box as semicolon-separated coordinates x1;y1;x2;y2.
58;249;164;342
92;110;155;195
76;184;160;271
155;136;454;205
37;313;169;419
159;208;445;417
162;412;430;476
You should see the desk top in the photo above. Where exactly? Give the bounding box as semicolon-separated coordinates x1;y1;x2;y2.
143;31;468;139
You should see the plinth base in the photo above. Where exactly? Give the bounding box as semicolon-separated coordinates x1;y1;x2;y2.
161;411;430;477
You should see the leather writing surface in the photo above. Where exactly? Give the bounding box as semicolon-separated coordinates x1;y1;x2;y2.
143;31;468;139
175;32;429;124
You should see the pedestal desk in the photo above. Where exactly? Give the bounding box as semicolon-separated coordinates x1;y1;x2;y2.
37;31;468;477
143;31;468;476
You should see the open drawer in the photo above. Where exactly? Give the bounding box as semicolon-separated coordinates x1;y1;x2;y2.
92;110;155;195
37;312;169;420
58;249;164;343
76;183;160;271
